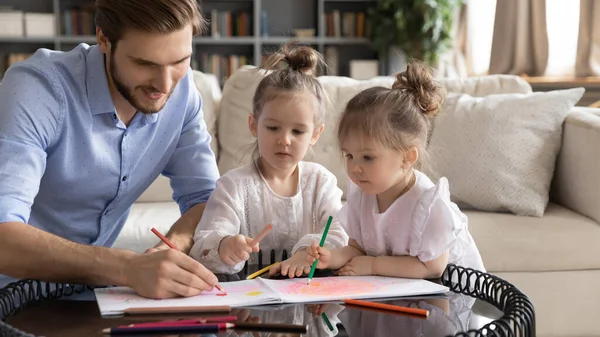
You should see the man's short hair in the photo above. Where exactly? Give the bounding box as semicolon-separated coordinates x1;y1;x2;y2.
95;0;207;46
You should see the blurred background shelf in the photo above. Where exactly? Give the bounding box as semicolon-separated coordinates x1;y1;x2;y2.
0;0;380;82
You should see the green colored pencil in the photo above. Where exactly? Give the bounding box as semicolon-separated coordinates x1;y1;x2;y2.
307;215;333;284
321;312;334;331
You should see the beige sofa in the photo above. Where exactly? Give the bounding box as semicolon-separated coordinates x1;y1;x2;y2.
113;68;600;337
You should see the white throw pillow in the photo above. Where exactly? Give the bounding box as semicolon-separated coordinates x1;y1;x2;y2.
425;88;585;217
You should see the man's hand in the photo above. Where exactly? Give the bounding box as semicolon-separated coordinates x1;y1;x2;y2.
337;256;375;276
218;234;259;266
124;249;219;299
270;249;312;278
306;241;331;269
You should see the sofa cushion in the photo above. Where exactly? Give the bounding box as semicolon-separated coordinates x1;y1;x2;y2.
217;66;535;196
466;202;600;272
112;202;181;253
426;88;585;217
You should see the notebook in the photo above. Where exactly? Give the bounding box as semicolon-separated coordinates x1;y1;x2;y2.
94;275;449;316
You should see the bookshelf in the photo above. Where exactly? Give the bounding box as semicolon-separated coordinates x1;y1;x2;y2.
0;0;379;82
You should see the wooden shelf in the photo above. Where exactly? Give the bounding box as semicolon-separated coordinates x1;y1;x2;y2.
1;0;379;80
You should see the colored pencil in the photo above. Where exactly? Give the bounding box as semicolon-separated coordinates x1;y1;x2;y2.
321;312;334;331
103;323;232;335
119;315;238;327
343;303;428;320
307;215;333;285
150;227;226;294
104;322;308;335
123;305;231;315
150;227;178;249
251;223;273;244
246;262;279;280
343;299;430;318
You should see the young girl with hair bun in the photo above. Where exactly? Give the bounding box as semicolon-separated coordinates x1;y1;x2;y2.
189;43;348;278
307;60;485;279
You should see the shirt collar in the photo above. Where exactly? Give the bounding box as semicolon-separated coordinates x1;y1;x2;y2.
85;45;117;116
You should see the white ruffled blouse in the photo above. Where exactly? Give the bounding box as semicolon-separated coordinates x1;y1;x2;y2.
339;170;485;272
189;161;349;274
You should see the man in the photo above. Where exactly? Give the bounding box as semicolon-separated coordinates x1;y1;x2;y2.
0;0;220;299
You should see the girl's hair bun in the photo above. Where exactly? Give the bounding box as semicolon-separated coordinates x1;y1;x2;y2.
391;60;445;117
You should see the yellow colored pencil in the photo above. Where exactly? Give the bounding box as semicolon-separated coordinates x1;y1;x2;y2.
246;262;280;280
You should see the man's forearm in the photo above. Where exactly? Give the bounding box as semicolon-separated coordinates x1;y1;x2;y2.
0;222;134;285
159;202;207;254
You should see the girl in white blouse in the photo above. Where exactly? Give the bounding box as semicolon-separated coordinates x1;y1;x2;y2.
189;43;348;277
307;60;485;279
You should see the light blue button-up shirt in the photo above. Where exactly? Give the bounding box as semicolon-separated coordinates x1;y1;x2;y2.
0;44;220;285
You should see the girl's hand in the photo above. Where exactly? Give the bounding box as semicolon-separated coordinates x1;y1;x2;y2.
337;256;375;276
218;234;259;266
272;250;312;278
306;241;331;269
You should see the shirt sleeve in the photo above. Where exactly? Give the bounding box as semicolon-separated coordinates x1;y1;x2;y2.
0;62;64;224
410;177;461;262
293;170;349;253
188;174;245;274
162;70;220;215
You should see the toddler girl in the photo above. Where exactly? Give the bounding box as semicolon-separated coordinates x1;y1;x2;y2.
189;43;348;278
307;60;485;279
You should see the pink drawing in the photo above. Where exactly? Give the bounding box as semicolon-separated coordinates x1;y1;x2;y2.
279;279;378;297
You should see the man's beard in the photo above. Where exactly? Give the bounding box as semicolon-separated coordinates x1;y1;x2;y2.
109;54;173;115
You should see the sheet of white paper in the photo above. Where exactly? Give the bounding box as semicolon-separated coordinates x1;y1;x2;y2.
259;276;449;303
93;279;280;316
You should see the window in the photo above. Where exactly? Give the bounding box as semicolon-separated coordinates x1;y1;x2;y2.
545;0;580;77
466;0;581;77
467;0;496;76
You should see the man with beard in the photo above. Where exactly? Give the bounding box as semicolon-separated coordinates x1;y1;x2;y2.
0;0;221;299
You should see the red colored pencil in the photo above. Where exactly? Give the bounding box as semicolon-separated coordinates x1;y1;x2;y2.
150;227;226;295
150;227;177;249
103;322;232;335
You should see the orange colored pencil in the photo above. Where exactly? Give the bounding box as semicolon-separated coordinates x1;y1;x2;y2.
343;299;429;318
151;227;226;295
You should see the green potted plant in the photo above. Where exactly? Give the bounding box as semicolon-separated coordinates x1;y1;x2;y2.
366;0;463;73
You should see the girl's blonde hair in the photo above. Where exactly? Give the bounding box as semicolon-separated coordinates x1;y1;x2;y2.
248;43;328;161
337;60;446;170
252;42;327;125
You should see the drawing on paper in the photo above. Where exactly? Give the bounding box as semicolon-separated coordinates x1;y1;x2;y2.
205;283;265;297
281;278;377;296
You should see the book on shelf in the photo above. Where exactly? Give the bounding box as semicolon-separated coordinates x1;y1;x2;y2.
324;10;368;38
193;53;251;85
208;10;252;37
62;2;95;36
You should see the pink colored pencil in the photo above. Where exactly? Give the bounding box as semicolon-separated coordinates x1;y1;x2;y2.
252;224;273;244
120;316;238;328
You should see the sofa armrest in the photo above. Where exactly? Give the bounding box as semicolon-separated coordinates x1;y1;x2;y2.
550;107;600;223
